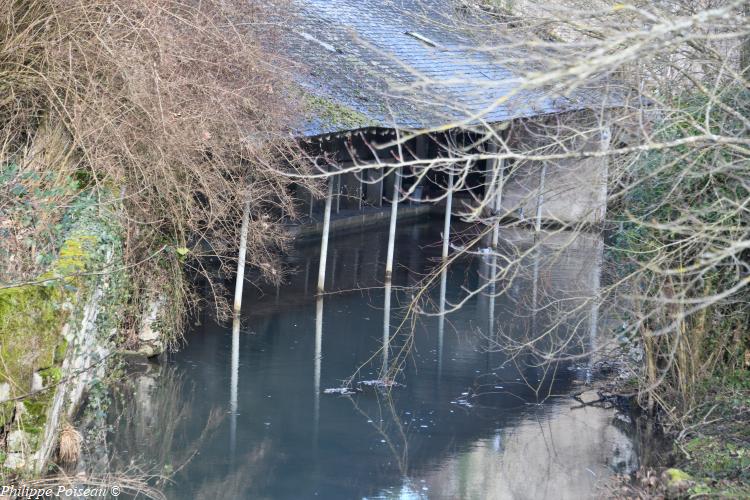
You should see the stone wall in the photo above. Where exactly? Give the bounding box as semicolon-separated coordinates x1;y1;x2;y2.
498;112;610;227
0;200;127;473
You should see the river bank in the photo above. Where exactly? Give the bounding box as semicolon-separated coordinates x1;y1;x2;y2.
610;372;750;498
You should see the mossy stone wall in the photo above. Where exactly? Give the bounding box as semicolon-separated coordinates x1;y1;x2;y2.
0;201;123;454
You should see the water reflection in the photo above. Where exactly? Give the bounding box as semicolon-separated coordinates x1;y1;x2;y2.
99;222;635;499
409;404;635;500
437;267;447;378
314;296;323;442
382;280;392;377
230;317;240;460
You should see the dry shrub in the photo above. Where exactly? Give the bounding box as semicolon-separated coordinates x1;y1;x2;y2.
0;123;79;283
21;471;166;500
1;0;310;340
58;423;82;463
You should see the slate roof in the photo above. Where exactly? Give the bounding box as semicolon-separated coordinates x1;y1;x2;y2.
282;0;614;137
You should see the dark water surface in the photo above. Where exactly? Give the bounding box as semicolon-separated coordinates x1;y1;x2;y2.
103;221;637;499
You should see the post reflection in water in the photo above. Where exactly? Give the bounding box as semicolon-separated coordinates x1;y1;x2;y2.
587;237;605;384
437;267;447;378
382;280;392;377
229;315;240;461
313;296;323;443
488;254;497;339
101;222;636;500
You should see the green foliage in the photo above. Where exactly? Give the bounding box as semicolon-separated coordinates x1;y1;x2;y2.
608;90;749;500
683;435;750;485
612;89;750;269
38;366;62;385
668;369;750;496
610;88;750;395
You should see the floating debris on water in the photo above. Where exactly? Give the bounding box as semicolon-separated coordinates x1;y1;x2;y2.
357;378;403;389
323;379;405;396
323;387;359;395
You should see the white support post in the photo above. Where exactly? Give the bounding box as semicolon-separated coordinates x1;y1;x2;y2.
491;158;505;249
535;163;547;232
531;246;540;334
233;200;251;317
317;178;334;294
384;168;401;282
598;126;611;224
442;172;454;261
488;253;497;340
378;169;384;208
484;141;505;247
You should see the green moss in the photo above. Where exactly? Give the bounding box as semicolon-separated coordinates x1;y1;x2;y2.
0;209;110;429
303;93;375;130
0;195;127;476
53;338;68;364
0;283;68;393
665;468;692;483
38;366;62;385
22;398;47;424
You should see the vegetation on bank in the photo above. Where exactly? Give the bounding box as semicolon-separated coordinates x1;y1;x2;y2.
0;0;309;475
679;371;750;497
615;371;750;498
611;89;749;411
607;70;749;500
0;0;308;341
0;191;127;471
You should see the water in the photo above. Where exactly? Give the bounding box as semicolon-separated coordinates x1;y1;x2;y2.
99;221;637;499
